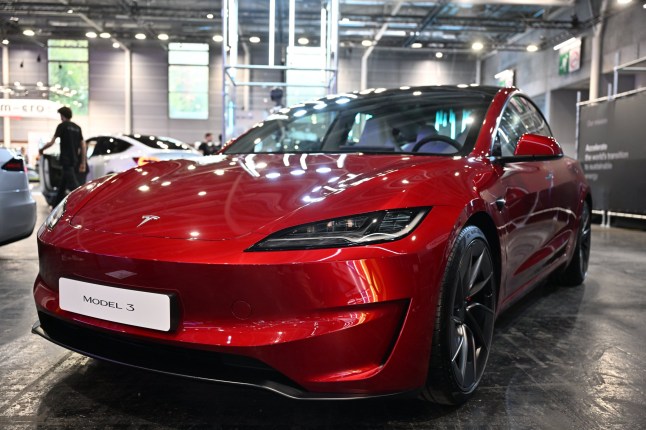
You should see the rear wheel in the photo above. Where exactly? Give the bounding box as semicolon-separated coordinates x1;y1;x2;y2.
558;201;591;286
421;226;496;405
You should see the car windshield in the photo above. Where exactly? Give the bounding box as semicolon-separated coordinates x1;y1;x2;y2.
127;134;193;150
224;89;493;156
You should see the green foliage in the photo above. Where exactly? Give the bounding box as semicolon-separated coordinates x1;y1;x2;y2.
168;65;209;119
47;40;89;115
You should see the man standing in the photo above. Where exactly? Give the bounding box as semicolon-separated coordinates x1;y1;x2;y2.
39;106;87;207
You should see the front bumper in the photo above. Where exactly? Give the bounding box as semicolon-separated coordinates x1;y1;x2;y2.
33;208;457;397
33;310;416;400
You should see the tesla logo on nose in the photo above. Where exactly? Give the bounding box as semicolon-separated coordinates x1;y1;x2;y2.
137;215;160;228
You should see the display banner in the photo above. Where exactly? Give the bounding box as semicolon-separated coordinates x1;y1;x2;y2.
0;99;61;118
578;90;646;214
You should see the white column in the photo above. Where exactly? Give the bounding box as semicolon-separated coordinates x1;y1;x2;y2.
124;47;132;134
590;0;608;100
2;45;10;147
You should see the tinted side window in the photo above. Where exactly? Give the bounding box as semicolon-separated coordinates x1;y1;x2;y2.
515;97;551;137
87;138;99;157
493;96;551;157
90;137;110;157
110;138;132;154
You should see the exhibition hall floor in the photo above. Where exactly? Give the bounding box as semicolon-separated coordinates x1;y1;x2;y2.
1;193;645;429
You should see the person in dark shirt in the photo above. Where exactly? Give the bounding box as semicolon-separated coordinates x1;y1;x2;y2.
39;106;87;207
198;132;217;156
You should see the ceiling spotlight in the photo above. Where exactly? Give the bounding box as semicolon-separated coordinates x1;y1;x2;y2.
206;13;214;19
297;37;309;45
67;9;73;14
212;34;224;43
99;32;111;39
526;44;538;52
249;36;261;44
472;41;484;51
361;39;373;47
435;52;444;59
23;29;35;37
86;31;97;38
112;42;120;48
411;42;423;49
135;33;146;40
1;39;8;45
158;33;169;41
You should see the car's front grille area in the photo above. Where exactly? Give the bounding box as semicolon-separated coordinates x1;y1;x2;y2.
34;311;306;398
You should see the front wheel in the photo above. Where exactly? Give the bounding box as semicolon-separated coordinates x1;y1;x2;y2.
421;226;496;405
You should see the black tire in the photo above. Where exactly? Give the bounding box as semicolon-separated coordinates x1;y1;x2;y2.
558;201;591;286
421;226;496;405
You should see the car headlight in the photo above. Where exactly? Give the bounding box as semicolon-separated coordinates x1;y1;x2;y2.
45;195;69;230
248;207;430;251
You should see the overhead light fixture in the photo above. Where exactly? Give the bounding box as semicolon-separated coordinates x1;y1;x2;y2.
617;0;632;4
526;44;538;52
23;29;35;37
99;32;111;39
158;33;169;41
249;36;260;44
212;34;224;43
553;37;580;51
112;42;120;48
135;33;146;40
67;9;73;14
85;31;97;38
2;39;8;45
361;40;373;47
435;52;444;59
297;37;309;45
411;42;423;49
472;41;484;51
206;13;214;19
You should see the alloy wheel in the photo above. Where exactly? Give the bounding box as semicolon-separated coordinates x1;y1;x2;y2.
450;238;496;392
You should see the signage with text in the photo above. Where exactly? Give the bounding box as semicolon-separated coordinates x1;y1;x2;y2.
0;99;61;118
578;91;646;214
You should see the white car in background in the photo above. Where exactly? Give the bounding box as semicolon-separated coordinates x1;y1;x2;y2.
86;134;202;181
40;134;202;206
0;148;36;246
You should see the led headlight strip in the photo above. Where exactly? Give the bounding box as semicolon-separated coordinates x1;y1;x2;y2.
248;207;430;251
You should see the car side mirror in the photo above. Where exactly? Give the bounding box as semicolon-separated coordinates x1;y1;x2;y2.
496;133;563;163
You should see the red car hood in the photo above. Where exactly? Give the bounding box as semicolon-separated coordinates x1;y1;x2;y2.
71;154;466;241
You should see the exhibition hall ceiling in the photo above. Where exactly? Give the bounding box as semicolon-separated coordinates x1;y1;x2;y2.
1;0;599;53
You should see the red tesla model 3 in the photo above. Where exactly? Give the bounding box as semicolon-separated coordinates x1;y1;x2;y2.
33;86;590;404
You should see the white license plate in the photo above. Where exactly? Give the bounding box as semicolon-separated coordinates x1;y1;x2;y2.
59;278;172;331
